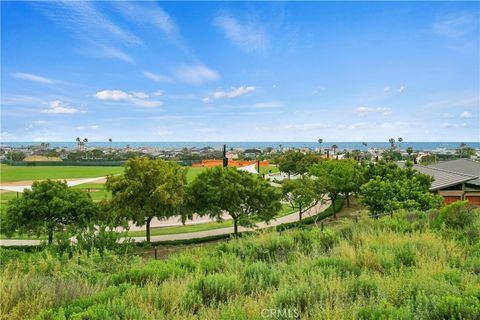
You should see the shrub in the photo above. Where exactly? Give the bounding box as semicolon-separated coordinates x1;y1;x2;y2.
109;260;183;285
351;276;378;300
312;256;361;277
275;284;315;314
394;244;416;267
189;274;241;305
433;295;480;320
357;302;413;319
317;229;338;252
243;261;280;294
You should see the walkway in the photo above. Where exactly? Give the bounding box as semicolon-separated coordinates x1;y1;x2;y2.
0;200;331;247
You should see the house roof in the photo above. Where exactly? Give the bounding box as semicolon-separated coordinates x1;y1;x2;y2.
410;165;477;191
429;159;480;186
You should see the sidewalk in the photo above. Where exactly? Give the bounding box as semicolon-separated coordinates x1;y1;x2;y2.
0;201;331;247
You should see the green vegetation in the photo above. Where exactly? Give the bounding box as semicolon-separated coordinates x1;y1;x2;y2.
0;164;124;183
126;204;295;238
187;166;282;236
1;201;478;319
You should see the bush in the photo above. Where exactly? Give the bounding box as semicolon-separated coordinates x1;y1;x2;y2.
189;274;241;305
109;260;183;285
311;256;361;277
431;201;475;230
351;276;378;300
275;284;316;314
357;302;412;319
394;244;416;267
243;261;280;293
433;295;480;320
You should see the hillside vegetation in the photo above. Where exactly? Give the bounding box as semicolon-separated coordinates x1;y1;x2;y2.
1;201;479;320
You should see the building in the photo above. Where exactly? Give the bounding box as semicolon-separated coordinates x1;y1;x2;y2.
408;159;480;205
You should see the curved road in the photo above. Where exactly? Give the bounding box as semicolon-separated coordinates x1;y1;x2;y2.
0;201;331;247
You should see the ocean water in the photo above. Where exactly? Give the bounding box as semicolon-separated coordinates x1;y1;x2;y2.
1;141;479;151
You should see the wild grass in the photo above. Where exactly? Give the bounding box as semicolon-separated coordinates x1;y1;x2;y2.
1;204;479;319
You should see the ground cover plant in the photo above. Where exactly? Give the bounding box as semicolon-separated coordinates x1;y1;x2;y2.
1;201;478;320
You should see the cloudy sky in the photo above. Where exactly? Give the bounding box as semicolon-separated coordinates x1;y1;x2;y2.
1;1;479;142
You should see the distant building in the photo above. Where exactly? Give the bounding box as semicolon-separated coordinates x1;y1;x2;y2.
407;159;480;206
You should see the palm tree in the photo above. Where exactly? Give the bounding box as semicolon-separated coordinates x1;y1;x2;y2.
362;142;368;147
331;144;338;156
398;137;403;150
317;138;323;154
83;138;88;152
388;138;396;149
406;147;413;160
76;137;81;151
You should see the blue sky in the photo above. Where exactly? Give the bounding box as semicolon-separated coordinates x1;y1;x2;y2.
1;1;479;142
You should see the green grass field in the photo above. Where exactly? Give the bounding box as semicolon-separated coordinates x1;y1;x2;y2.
0;164;278;183
0;164;124;183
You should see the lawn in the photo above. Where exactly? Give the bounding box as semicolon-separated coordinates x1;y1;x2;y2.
0;164;278;183
0;164;124;183
126;204;295;238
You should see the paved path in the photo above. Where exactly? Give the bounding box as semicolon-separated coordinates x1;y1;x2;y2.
0;201;331;247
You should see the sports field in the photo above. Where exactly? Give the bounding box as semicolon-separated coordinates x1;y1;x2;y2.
0;164;278;183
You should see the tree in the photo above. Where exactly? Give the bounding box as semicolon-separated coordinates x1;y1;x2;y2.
76;137;81;150
278;151;304;178
406;147;413;160
6;151;25;161
456;144;476;158
106;157;187;243
310;159;358;217
3;180;97;244
282;177;316;221
398;137;403;149
318;138;323;154
331;144;338;156
187;167;282;237
359;162;441;214
388;138;396;149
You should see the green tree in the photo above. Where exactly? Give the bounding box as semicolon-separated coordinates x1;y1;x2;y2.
310;159;358;217
282;177;316;220
187;167;282;237
106;157;187;243
5;151;25;161
456;144;476;158
278;151;304;178
3;180;97;244
359;163;441;214
406;147;413;160
388;138;396;149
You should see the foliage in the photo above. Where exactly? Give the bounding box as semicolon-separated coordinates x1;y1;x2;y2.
106;157;187;243
2;208;480;319
282;177;316;220
359;161;442;214
3;180;98;244
187;166;282;236
4;151;26;161
309;159;359;216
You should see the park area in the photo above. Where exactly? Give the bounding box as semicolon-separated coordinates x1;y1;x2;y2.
0;163;281;241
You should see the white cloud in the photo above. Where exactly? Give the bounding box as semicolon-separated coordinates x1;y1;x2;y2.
441;122;468;128
202;97;212;103
37;1;139;62
76;126;85;130
460;111;472;118
272;84;277;89
355;106;392;116
42;100;80;114
313;87;325;94
379;122;419;129
398;85;406;93
442;112;454;118
211;86;255;99
11;72;55;84
132;92;149;99
96;90;131;101
143;71;174;83
91;125;99;130
433;14;475;38
253;101;283;109
174;64;220;84
151;90;163;97
284;123;330;130
195;127;216;133
214;14;268;54
95;90;163;107
383;87;390;92
157;129;173;136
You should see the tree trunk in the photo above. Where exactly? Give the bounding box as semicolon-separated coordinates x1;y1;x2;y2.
233;219;238;237
332;198;337;218
346;194;350;208
48;229;53;245
146;217;153;243
299;204;302;221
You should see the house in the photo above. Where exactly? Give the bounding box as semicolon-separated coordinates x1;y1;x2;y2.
408;159;480;205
